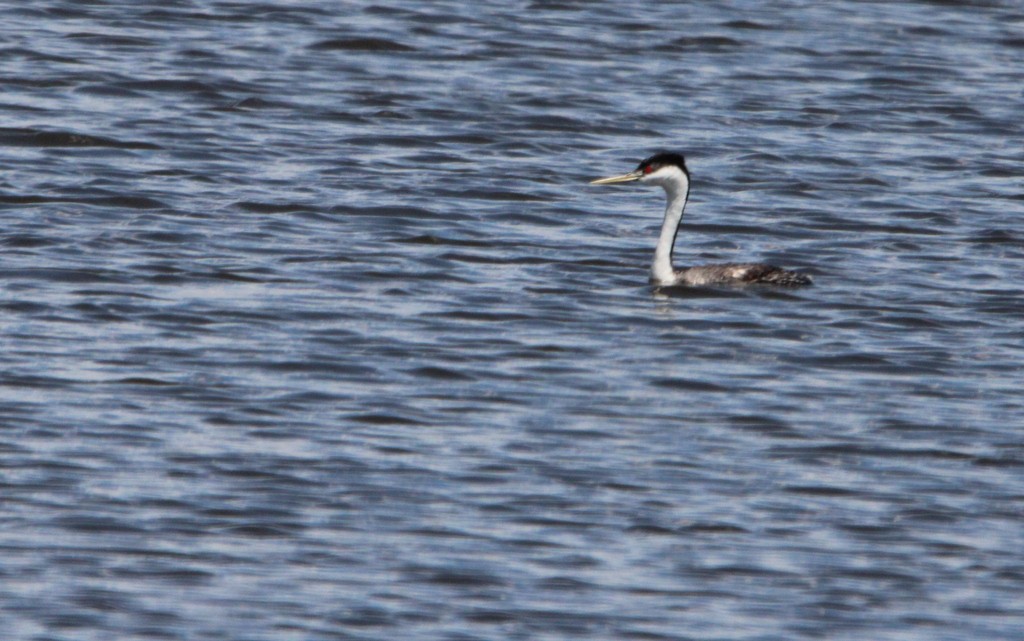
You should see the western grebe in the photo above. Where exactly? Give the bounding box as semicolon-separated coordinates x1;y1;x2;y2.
591;152;811;287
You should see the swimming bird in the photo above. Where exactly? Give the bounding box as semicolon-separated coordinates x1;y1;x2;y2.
591;152;811;287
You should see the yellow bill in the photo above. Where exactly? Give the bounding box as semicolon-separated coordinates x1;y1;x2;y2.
589;170;643;185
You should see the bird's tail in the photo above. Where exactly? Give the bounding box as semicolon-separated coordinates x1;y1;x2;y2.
763;268;812;287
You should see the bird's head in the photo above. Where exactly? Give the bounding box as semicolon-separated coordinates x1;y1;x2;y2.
590;152;690;189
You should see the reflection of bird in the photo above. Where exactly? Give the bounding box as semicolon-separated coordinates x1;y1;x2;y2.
591;153;811;287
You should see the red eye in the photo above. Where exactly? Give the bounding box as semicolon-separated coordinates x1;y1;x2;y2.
643;165;655;174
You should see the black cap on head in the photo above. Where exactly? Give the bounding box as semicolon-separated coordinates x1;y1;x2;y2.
636;152;689;178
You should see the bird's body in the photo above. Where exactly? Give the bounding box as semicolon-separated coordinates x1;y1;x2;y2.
672;263;812;287
591;152;811;287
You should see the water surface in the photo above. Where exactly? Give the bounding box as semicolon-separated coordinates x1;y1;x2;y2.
1;1;1023;639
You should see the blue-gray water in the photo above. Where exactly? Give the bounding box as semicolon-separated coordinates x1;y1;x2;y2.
2;1;1023;639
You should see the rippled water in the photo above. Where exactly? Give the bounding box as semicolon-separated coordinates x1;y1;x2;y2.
2;1;1023;639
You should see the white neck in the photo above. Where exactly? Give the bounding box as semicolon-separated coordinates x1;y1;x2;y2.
650;171;689;284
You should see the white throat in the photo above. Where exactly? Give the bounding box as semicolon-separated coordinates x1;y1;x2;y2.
647;168;690;285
